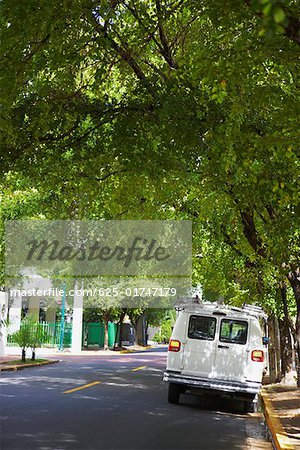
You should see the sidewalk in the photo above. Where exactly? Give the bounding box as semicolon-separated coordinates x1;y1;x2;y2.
261;384;300;449
0;355;17;363
1;343;160;359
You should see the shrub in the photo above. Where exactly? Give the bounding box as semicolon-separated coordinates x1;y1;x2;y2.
11;315;50;361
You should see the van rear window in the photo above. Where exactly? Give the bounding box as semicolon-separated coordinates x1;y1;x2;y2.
188;315;216;341
220;319;248;345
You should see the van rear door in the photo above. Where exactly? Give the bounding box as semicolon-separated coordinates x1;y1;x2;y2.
181;314;217;378
214;318;249;382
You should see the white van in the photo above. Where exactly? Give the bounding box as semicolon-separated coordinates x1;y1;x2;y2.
163;300;268;412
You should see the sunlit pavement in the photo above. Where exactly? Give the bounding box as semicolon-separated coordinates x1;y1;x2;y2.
0;349;271;450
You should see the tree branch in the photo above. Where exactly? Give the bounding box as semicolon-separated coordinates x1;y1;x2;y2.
77;168;127;182
155;0;178;69
284;15;300;46
240;209;266;257
166;0;185;17
121;1;162;50
37;118;80;143
91;14;156;96
170;16;199;51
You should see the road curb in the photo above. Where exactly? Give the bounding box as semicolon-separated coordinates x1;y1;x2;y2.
260;390;295;450
0;359;59;372
120;346;153;354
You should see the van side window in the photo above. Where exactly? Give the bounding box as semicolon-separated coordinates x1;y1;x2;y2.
220;319;248;345
188;315;216;341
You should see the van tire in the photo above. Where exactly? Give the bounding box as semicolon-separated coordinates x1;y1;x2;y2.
243;396;258;413
168;383;181;404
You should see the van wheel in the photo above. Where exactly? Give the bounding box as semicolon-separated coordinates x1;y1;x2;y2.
168;383;181;404
244;396;258;413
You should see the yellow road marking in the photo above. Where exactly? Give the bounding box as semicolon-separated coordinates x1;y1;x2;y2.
63;381;102;394
131;366;147;372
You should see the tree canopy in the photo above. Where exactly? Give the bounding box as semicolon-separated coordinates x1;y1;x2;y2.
0;0;300;377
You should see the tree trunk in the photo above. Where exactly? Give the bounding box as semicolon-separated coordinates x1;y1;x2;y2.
22;348;26;362
115;310;126;348
278;319;292;377
118;322;123;347
287;270;300;387
135;316;144;345
268;314;281;383
279;284;293;378
131;317;143;346
134;323;139;346
274;315;281;379
31;349;36;361
145;321;149;346
104;321;109;351
127;312;142;346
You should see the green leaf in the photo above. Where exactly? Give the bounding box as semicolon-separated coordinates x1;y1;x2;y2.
273;7;285;24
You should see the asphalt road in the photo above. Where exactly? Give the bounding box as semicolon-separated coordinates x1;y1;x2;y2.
0;348;270;450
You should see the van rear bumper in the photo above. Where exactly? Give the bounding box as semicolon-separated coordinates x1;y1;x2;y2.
163;371;261;395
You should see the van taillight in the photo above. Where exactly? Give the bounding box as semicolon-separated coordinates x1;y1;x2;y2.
168;339;181;352
251;350;264;362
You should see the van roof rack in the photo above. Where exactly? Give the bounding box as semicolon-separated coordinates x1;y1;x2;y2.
242;304;267;320
174;297;267;320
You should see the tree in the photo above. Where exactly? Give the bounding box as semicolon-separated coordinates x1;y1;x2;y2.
28;318;50;361
11;317;32;362
144;308;172;344
1;0;299;381
11;315;49;361
153;310;176;343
